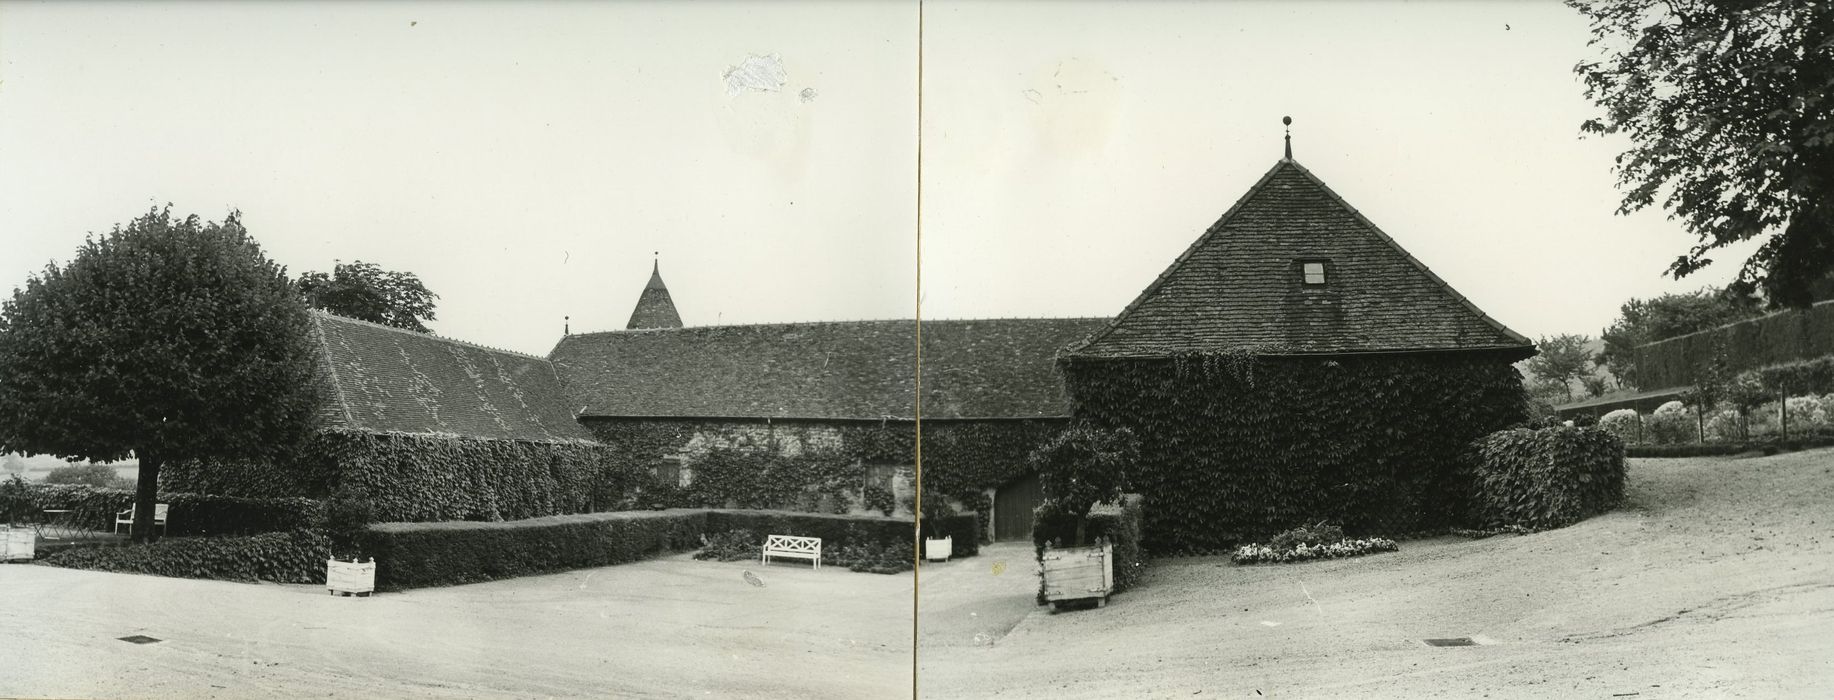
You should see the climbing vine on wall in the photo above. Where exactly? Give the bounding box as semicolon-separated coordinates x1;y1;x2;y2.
1060;353;1529;554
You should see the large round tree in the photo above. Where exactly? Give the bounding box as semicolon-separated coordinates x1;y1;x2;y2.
0;206;323;542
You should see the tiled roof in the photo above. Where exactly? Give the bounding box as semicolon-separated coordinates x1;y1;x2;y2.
549;318;1108;420
1069;159;1534;359
313;312;596;442
626;262;683;330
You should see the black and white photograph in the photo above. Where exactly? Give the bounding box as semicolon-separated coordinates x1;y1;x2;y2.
2;1;1830;698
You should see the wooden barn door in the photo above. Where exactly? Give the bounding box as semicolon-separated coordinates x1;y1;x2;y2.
994;472;1044;541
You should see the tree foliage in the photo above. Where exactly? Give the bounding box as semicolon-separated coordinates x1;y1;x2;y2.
1525;334;1597;402
1572;0;1834;308
298;260;439;333
1596;286;1761;387
1028;423;1136;546
44;463;124;489
0;206;323;541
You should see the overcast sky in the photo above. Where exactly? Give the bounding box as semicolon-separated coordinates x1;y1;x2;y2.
1;1;1758;356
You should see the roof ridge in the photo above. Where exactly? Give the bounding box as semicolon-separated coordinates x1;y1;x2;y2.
311;310;550;361
565;316;1113;339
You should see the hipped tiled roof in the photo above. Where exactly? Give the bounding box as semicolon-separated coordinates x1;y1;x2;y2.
1068;159;1534;359
549;318;1107;420
313;312;596;442
626;262;683;330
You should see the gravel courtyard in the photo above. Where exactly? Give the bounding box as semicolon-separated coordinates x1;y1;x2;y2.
918;450;1834;698
1;553;913;699
5;450;1831;699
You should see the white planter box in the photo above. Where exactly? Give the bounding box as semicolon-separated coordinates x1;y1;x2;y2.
2;527;34;562
924;536;953;562
327;559;376;596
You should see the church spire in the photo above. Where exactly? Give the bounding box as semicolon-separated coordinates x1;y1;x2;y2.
626;254;683;330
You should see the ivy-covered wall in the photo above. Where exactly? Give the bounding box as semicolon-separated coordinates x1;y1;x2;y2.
1060;352;1528;554
582;417;1067;531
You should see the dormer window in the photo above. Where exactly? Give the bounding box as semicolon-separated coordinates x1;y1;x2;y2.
1300;260;1329;286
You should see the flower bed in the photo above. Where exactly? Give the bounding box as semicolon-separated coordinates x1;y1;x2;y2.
1231;537;1397;565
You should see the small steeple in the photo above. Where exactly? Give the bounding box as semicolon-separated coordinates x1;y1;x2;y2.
626;254;684;330
1283;116;1293;160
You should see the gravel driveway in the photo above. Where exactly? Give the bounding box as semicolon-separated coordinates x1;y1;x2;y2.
918;450;1834;698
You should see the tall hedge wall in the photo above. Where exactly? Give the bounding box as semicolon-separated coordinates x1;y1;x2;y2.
1060;353;1527;554
1637;300;1834;389
161;429;636;523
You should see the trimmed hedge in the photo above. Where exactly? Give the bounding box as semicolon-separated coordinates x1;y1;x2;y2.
39;530;330;583
355;508;930;590
0;482;317;536
1034;494;1146;598
358;510;709;590
1470;426;1626;530
1637;304;1834;390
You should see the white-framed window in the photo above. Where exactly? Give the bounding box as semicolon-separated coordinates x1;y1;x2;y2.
1301;260;1329;286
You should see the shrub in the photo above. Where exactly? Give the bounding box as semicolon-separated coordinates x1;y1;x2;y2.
1470;426;1626;530
40;530;330;583
827;539;915;574
1268;521;1345;550
863;486;895;517
357;511;710;590
1232;537;1398;565
694;529;761;562
1598;408;1641;443
1034;494;1146;600
1647;401;1695;444
1029;424;1136;547
1705;409;1745;442
1786;395;1827;427
316;486;376;558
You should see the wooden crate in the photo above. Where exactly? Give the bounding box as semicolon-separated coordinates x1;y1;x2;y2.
924;536;953;562
2;527;35;562
327;559;376;596
1040;542;1113;605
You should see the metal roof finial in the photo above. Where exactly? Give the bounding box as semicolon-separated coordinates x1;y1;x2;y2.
1283;116;1293;160
564;315;570;335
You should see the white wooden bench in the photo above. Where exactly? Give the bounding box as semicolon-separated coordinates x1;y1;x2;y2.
114;503;168;535
761;534;822;569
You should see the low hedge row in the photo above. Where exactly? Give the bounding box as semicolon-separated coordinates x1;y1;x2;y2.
357;510;709;590
356;509;937;590
1033;494;1146;599
0;482;317;536
39;530;330;583
1626;434;1834;458
1470;426;1625;530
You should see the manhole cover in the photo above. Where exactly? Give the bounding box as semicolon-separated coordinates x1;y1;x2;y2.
118;635;162;645
1422;637;1477;647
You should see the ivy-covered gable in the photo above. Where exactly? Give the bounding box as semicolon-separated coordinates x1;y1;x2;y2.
1069;158;1533;359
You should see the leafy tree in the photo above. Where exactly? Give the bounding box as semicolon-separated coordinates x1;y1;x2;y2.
298;260;439;333
1596;287;1760;388
43;463;119;488
1028;423;1136;546
0;206;323;542
1571;0;1834;308
1525;334;1596;402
